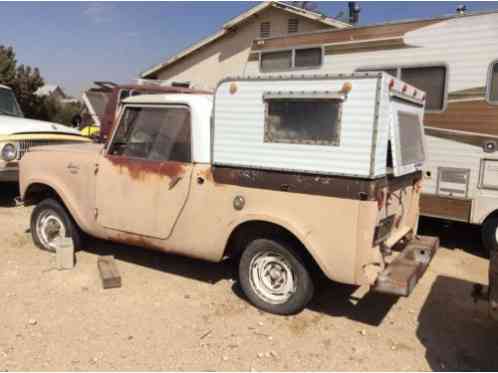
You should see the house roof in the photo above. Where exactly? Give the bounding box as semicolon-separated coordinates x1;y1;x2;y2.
35;84;64;97
141;1;350;78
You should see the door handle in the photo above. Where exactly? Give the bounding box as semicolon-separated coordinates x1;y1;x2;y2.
169;176;182;190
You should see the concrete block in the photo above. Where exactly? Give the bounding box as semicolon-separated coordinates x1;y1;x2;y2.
56;237;75;270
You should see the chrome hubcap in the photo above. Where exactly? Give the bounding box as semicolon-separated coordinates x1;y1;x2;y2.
249;251;296;304
36;210;66;251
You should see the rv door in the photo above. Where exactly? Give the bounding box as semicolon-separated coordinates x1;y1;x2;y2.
389;94;426;177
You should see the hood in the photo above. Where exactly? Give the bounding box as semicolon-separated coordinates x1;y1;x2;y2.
29;142;104;154
0;115;81;136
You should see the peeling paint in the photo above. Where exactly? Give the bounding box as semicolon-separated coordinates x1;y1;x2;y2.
107;155;185;181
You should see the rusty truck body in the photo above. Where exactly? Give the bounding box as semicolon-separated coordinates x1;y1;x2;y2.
19;73;438;315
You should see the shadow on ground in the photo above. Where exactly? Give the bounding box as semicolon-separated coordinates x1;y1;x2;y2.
419;216;486;258
0;182;19;207
85;236;397;326
84;237;234;285
417;275;498;371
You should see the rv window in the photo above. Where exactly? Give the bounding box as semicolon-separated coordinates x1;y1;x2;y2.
397;111;424;166
260;50;292;72
264;99;341;145
109;106;191;162
400;66;446;111
294;48;322;68
489;62;498;103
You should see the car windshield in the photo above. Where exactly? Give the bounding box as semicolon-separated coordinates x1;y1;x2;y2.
0;87;23;117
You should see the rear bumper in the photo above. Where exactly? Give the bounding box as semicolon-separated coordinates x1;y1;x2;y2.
373;235;439;297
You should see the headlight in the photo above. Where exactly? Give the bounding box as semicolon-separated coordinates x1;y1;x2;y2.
1;143;17;161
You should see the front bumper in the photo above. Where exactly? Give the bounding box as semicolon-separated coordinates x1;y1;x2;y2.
373;235;439;296
0;165;19;182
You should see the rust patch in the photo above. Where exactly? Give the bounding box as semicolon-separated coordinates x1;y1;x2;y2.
113;232;165;252
212;166;421;200
107;155;185;181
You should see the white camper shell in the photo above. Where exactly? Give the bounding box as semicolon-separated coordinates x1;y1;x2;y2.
213;73;426;179
243;10;498;253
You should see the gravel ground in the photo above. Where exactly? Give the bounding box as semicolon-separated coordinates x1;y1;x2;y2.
0;183;497;371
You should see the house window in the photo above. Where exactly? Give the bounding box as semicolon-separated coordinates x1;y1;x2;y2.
260;22;271;38
260;50;292;72
294;48;322;68
260;47;322;72
400;66;446;111
110;106;191;162
356;64;447;111
488;61;498;103
288;18;299;33
264;98;342;145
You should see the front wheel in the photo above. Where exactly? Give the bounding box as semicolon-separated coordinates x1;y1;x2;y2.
238;238;314;315
31;198;83;253
482;216;498;256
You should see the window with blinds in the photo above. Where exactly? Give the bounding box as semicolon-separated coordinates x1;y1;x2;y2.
260;48;322;72
260;22;271;38
288;18;299;33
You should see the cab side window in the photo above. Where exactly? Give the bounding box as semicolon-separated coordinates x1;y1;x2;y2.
109;106;191;162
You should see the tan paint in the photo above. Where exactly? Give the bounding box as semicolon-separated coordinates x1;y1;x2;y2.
20;146;421;286
153;7;331;89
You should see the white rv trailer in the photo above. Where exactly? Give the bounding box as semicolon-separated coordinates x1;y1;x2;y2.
243;9;498;253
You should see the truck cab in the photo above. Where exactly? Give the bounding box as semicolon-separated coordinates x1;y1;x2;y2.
0;84;89;182
19;73;438;315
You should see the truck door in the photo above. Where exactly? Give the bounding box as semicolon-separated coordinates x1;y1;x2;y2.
95;104;193;239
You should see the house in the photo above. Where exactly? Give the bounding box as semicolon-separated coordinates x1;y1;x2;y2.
35;85;67;101
140;1;349;89
35;84;79;105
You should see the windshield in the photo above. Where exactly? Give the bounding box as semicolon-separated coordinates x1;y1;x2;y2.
0;87;23;117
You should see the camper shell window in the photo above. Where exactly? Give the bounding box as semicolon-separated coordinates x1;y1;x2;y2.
263;94;342;146
397;111;425;166
260;47;323;72
357;64;447;112
487;60;498;104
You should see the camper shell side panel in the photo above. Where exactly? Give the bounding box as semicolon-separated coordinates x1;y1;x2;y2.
213;74;382;178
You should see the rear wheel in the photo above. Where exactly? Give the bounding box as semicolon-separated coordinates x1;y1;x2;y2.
238;238;314;315
31;198;83;252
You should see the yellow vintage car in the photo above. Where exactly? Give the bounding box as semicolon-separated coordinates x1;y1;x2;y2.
0;84;89;182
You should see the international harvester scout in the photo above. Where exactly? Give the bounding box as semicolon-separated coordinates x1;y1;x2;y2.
19;73;438;314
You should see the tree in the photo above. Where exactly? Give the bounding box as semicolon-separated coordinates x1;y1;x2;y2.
12;64;45;119
0;46;17;84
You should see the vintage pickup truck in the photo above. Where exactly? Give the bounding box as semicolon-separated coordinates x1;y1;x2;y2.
19;73;438;315
0;84;89;182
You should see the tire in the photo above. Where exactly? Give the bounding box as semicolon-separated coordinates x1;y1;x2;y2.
238;238;314;315
482;216;498;256
31;198;83;253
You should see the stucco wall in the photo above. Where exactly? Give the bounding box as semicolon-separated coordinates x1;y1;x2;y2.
153;7;332;90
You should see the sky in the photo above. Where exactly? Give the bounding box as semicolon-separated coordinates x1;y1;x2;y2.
1;1;497;97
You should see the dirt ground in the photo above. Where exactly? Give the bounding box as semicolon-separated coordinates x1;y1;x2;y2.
0;183;497;371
